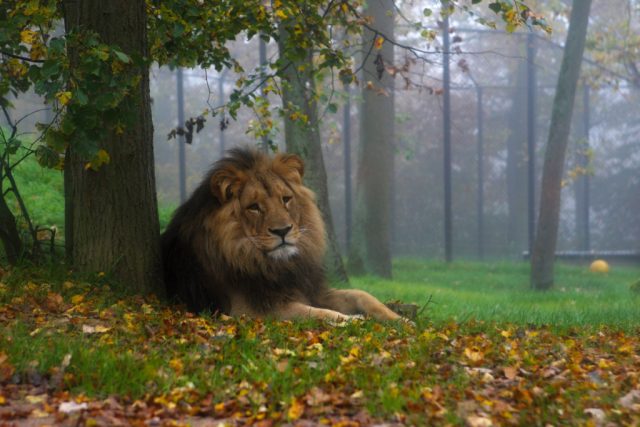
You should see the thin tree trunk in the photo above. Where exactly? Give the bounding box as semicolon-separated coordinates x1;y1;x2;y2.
531;0;593;290
349;0;395;278
506;61;528;253
62;0;162;295
0;190;23;264
277;27;349;284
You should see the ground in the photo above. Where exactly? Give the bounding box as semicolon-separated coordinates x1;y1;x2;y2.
0;261;639;426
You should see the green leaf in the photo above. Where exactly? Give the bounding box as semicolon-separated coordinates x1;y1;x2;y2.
6;138;22;155
423;8;432;17
35;145;60;169
327;103;338;114
472;0;482;4
74;89;89;106
488;2;502;13
113;50;131;64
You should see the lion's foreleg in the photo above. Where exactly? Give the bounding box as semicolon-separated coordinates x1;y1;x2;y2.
275;301;355;322
319;289;401;321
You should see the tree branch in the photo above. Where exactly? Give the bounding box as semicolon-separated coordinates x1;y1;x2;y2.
0;50;45;63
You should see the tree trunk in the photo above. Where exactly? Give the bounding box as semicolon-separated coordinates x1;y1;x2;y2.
506;61;528;253
277;27;349;284
348;0;395;278
0;191;23;264
62;0;162;295
531;0;593;290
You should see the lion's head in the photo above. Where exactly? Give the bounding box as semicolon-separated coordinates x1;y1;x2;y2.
200;148;326;276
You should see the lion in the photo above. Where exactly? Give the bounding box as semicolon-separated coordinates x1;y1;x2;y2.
161;147;402;322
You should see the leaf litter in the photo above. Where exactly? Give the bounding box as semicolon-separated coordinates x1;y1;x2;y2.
0;275;638;426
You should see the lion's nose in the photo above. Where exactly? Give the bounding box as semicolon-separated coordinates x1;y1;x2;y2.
269;225;293;239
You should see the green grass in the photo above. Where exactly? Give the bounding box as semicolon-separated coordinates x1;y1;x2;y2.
9;150;64;230
351;259;640;329
1;260;639;424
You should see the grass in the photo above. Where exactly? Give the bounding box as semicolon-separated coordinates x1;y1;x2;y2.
7;149;64;230
0;260;639;424
351;259;640;329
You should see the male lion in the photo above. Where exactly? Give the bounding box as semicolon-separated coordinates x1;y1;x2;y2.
162;147;402;322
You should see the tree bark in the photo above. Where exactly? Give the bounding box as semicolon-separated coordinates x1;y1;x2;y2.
348;0;395;278
0;191;23;264
277;27;349;284
62;0;162;295
531;0;593;290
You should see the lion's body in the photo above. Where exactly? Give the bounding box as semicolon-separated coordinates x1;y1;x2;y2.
162;148;401;322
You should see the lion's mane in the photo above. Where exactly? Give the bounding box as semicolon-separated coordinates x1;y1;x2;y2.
161;148;328;315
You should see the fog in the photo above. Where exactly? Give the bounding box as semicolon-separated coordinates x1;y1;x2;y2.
6;0;638;261
146;1;638;261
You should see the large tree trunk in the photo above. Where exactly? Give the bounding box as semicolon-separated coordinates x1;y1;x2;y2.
506;61;528;253
277;27;349;284
348;0;395;278
62;0;162;295
531;0;592;290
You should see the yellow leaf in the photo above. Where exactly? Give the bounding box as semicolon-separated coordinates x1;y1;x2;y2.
7;59;28;77
20;29;37;44
169;358;184;374
85;149;111;171
374;35;384;50
275;9;287;19
287;397;305;421
618;343;633;355
55;91;72;106
464;346;484;363
71;295;84;304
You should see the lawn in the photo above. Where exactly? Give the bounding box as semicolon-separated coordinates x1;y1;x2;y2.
352;259;640;329
0;260;639;425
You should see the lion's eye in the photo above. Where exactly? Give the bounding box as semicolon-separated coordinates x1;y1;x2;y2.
247;203;261;212
282;196;292;205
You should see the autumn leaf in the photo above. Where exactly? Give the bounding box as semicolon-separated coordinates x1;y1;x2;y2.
84;149;111;171
464;346;485;364
503;366;518;380
287;397;305;421
55;91;72;106
20;29;37;44
374;35;384;50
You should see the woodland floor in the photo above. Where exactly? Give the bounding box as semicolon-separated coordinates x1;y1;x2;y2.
0;261;639;426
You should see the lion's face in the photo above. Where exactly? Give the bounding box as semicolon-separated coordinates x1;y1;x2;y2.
203;151;325;274
237;176;304;260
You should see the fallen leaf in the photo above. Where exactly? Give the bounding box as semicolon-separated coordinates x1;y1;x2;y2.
503;366;518;380
464;346;484;364
59;401;88;413
287;397;305;421
466;414;493;427
619;389;640;409
71;295;84;304
584;408;606;425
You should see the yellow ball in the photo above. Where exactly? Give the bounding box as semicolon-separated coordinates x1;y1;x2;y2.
589;259;610;273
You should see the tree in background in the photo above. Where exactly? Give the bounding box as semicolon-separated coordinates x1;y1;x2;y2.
1;0;550;291
505;61;528;253
277;8;349;283
531;0;593;290
349;0;395;278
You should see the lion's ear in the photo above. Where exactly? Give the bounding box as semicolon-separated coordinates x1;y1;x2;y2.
210;166;246;203
273;153;304;184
